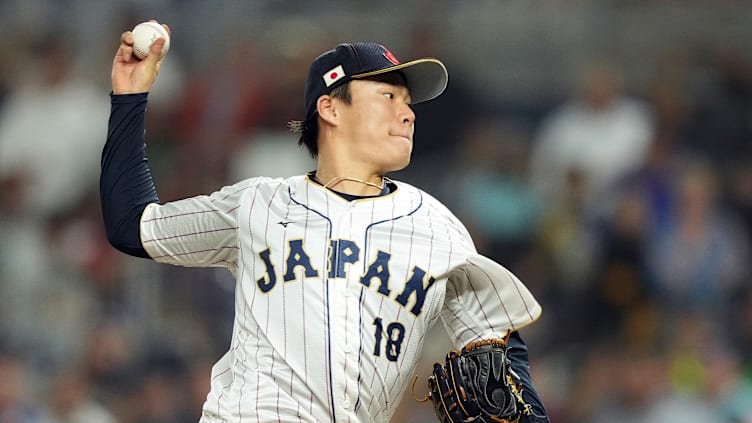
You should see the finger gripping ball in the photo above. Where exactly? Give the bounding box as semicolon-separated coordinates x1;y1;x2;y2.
132;21;170;60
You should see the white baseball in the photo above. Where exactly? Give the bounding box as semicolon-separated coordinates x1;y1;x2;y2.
132;21;170;60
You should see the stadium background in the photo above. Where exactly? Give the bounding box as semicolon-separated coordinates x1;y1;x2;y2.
1;1;752;422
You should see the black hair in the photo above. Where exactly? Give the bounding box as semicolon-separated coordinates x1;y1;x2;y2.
289;83;351;158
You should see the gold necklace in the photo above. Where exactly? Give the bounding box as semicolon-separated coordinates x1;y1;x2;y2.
316;174;389;191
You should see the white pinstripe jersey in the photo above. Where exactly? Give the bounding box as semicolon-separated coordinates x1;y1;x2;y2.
140;174;542;423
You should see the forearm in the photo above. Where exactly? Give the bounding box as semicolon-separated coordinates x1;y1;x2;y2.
100;92;159;258
507;331;550;423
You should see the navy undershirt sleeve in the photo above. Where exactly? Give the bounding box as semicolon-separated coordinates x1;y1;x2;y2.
507;331;550;422
100;92;159;259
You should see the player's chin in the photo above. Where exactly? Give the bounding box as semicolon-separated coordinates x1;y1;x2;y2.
392;160;411;173
380;140;412;171
396;141;413;162
385;155;411;173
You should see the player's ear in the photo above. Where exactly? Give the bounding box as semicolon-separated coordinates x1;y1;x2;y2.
317;95;338;126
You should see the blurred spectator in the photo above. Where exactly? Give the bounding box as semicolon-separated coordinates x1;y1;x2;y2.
152;265;235;360
46;367;117;423
128;370;188;423
646;48;694;153
642;392;718;423
613;134;678;243
229;129;317;180
170;34;272;195
643;316;752;423
82;321;141;411
530;162;602;353
585;347;668;423
444;119;541;266
22;210;101;371
535;165;599;297
0;184;99;379
227;27;322;181
703;344;752;422
684;44;752;165
125;343;191;423
0;32;108;374
584;188;656;346
0;173;51;355
0;29;108;218
529;59;654;217
0;350;51;423
725;160;752;248
645;158;751;319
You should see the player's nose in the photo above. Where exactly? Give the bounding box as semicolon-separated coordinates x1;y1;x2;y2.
399;103;415;126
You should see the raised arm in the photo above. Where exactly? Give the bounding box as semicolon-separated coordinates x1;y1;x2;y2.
100;22;169;258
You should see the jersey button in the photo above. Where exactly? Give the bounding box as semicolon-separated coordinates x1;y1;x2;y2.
344;344;353;354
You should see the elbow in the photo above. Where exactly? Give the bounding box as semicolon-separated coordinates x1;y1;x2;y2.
104;216;151;259
105;225;129;253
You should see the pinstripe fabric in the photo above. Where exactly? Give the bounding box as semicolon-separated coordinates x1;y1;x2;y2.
140;174;541;422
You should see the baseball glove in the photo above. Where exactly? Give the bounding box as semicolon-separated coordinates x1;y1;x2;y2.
422;337;530;423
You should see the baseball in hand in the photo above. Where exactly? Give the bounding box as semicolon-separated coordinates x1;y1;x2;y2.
132;21;170;60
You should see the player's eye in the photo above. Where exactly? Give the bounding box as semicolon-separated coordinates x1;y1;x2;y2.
383;92;394;100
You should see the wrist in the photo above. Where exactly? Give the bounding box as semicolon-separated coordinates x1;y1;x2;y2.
110;92;149;103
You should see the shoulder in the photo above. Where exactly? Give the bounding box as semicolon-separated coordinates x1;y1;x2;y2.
230;174;306;193
190;175;303;209
394;180;455;215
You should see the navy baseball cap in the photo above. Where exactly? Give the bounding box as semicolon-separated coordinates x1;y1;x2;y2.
303;42;448;120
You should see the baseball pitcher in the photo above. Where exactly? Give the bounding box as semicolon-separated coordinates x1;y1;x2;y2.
101;21;549;422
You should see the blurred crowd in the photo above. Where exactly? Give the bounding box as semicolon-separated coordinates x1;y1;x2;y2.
1;1;752;422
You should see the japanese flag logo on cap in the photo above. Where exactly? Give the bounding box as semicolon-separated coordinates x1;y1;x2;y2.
323;65;346;87
381;45;400;65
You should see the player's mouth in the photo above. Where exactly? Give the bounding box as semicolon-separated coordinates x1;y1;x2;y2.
390;132;412;144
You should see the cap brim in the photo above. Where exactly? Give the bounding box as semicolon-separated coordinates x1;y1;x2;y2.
352;58;448;104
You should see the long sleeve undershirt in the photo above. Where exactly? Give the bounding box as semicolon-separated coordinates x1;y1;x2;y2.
100;92;157;258
507;331;550;422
